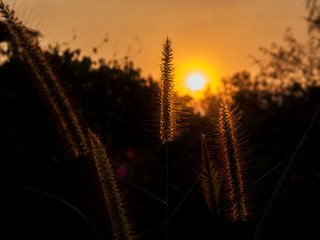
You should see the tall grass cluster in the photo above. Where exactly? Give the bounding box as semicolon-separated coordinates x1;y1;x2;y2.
1;2;131;239
1;1;319;239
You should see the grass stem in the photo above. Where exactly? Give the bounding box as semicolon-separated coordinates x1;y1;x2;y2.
165;141;169;239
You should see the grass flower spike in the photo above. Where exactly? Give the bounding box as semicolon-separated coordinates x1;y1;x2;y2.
217;99;248;222
0;2;88;157
200;134;220;215
88;129;133;240
160;37;175;144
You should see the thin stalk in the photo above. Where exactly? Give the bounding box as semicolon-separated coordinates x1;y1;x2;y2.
116;176;167;206
165;141;169;212
165;141;169;239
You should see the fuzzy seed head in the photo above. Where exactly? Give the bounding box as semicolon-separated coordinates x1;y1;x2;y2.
0;2;89;157
200;134;220;215
160;38;175;143
218;100;248;222
88;130;133;240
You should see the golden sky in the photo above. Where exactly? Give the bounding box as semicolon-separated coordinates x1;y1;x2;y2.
6;0;309;95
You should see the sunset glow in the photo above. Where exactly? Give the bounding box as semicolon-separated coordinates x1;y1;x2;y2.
6;0;307;86
1;1;316;238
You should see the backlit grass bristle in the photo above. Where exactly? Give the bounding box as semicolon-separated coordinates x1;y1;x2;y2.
0;2;88;157
160;37;176;144
88;129;133;240
217;99;248;222
199;134;220;215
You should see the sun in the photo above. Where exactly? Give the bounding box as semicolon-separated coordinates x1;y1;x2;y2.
187;73;206;91
174;60;220;99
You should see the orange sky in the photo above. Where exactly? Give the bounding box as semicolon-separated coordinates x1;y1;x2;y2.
5;0;309;94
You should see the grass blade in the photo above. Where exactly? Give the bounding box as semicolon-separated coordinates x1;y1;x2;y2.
20;186;107;240
116;176;167;206
153;175;200;240
253;105;320;240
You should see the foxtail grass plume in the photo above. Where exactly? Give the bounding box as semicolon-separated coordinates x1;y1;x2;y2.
200;134;220;215
160;37;176;143
88;129;133;240
217;99;248;222
0;2;88;157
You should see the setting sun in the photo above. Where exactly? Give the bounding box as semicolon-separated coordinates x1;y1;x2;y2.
187;73;206;91
175;60;220;99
